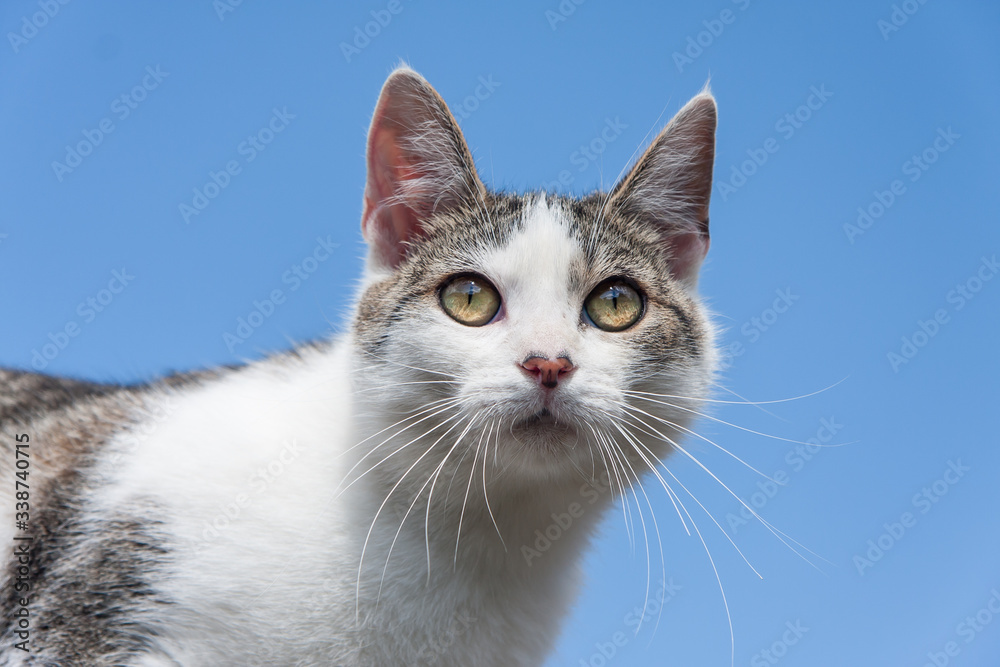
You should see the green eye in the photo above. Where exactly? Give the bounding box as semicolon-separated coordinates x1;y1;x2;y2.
584;278;644;331
440;274;501;326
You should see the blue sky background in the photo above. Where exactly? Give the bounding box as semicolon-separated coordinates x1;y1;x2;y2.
2;1;998;665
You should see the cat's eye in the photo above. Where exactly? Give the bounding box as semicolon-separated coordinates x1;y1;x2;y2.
439;274;501;327
584;278;644;332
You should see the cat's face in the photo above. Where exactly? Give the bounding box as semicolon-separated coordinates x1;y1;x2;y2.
350;67;716;488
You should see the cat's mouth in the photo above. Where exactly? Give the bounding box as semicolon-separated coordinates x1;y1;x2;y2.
512;408;574;437
519;408;556;426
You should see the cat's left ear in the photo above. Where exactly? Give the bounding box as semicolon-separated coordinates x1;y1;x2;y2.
608;91;717;288
362;66;486;272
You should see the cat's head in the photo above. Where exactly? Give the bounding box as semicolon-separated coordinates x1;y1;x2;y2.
350;67;717;489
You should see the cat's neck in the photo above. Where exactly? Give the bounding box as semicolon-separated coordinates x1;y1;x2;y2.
337;351;615;649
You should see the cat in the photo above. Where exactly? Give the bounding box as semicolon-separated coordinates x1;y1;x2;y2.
0;66;718;666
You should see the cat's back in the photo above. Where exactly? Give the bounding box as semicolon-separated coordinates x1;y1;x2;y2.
0;369;137;542
0;368;171;663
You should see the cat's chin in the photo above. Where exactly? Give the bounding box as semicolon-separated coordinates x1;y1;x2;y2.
508;409;583;454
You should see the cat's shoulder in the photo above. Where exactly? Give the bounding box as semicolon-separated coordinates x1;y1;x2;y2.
0;367;120;423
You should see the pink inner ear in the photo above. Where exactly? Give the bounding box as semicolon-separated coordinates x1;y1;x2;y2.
362;127;425;270
665;231;710;284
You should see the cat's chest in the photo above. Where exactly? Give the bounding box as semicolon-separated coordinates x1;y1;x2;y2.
87;345;571;664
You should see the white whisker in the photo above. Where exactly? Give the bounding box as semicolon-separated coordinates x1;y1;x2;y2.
619;405;832;571
625;377;846;406
623;391;851;450
423;418;479;580
357;349;459;379
357;412;470;619
481;420;506;552
601;425;665;636
338;398;468;496
614;399;778;482
454;419;494;567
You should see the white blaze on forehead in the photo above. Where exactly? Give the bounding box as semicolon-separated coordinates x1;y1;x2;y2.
479;196;583;355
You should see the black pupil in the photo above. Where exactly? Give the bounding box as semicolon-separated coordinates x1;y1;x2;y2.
608;286;621;309
464;282;479;305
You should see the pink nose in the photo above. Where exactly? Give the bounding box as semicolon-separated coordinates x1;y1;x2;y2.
519;356;575;389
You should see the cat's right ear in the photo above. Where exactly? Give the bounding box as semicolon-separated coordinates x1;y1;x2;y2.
607;91;717;289
361;66;485;272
